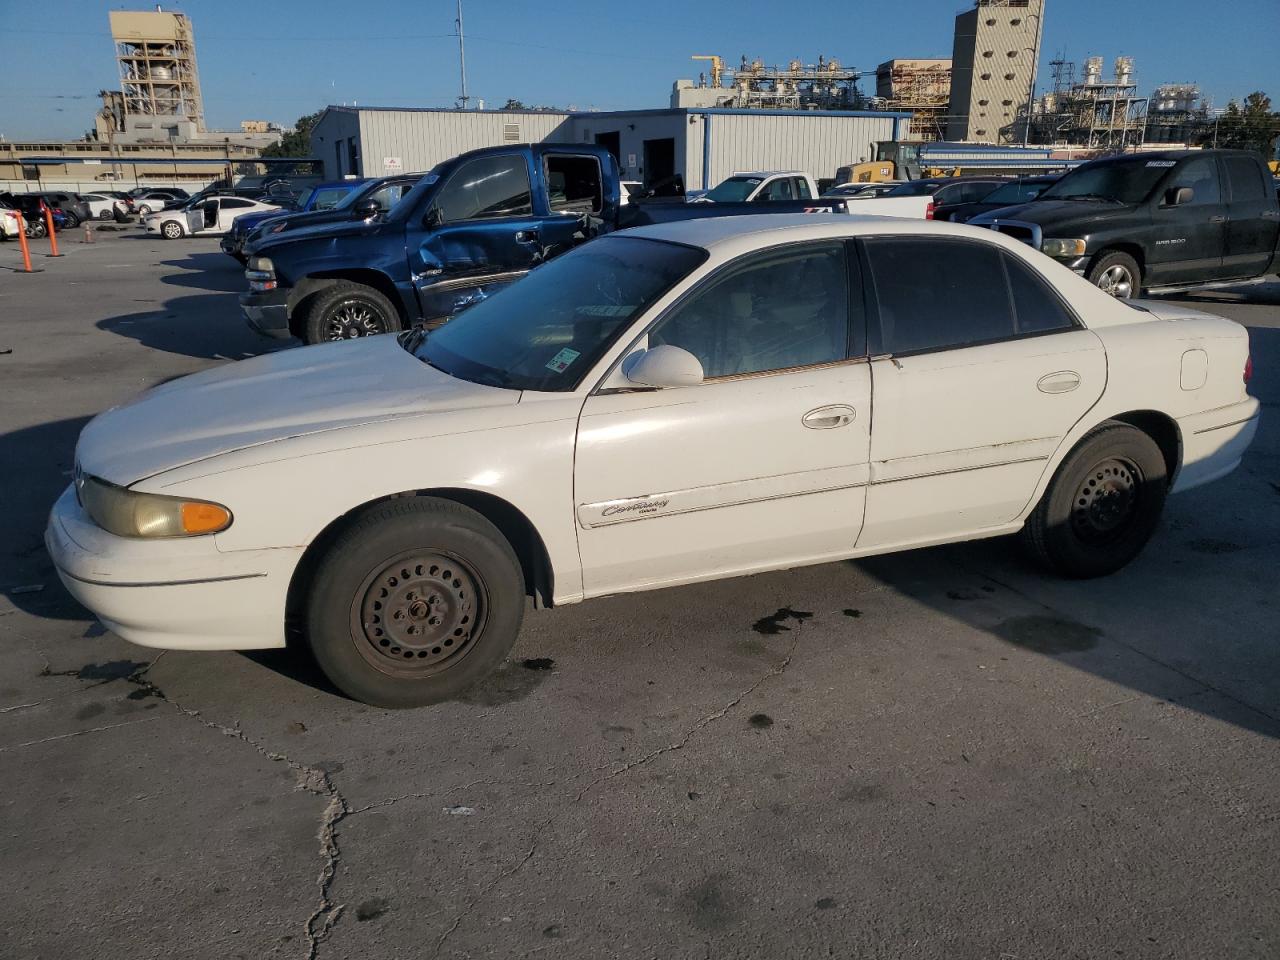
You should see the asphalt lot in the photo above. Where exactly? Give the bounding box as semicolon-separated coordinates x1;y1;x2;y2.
2;225;1278;960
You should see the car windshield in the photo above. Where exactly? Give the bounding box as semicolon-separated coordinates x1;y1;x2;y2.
704;176;764;202
413;237;707;392
983;180;1053;204
1039;158;1173;204
884;180;940;197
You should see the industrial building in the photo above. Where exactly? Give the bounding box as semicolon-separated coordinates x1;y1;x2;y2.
671;55;863;111
946;0;1045;143
312;105;909;192
875;59;953;142
1031;56;1150;148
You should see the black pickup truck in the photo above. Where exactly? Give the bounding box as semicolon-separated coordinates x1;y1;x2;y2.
970;149;1280;297
241;142;846;344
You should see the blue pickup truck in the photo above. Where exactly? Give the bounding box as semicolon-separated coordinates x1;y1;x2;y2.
241;143;845;344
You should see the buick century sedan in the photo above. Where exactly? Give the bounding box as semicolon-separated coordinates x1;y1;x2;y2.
47;215;1259;707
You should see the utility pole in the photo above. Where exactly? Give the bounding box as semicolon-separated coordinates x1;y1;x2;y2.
455;0;469;109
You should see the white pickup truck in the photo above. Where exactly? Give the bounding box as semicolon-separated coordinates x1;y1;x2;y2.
690;171;821;204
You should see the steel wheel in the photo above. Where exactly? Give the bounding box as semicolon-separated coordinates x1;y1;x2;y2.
349;551;488;679
1096;264;1134;298
324;299;390;340
1070;456;1141;545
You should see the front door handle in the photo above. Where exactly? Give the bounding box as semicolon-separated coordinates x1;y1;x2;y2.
515;230;539;243
802;405;856;429
1037;371;1081;394
1208;215;1227;223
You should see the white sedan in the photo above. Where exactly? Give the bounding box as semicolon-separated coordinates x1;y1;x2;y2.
144;195;282;240
46;215;1259;707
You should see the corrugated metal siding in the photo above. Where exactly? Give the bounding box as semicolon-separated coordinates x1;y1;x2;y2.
705;114;898;187
356;110;574;176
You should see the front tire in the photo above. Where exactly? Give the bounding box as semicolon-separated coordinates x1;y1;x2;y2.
161;220;184;240
302;280;402;344
305;498;526;708
1021;422;1168;578
1087;250;1141;299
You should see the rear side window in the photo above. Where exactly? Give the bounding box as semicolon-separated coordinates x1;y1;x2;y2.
544;155;603;215
795;177;812;200
435;154;533;222
864;238;1073;355
1225;157;1267;201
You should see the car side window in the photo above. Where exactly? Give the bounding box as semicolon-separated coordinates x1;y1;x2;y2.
1002;253;1078;335
1168;157;1220;206
762;178;794;201
1224;157;1267;202
864;238;1016;354
434;154;532;222
649;242;855;379
795;177;812;200
545;155;603;215
222;198;255;209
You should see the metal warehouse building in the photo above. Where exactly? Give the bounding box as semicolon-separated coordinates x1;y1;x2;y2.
313;105;911;192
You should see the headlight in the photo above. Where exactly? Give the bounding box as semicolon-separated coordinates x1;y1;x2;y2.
79;475;232;538
1041;238;1087;258
247;256;274;273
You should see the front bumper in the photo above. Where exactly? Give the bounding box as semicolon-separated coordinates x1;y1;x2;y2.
240;287;291;338
1173;397;1261;493
45;484;300;650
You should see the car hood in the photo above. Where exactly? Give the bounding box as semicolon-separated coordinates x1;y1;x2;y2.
76;335;518;486
971;198;1135;231
254;216;379;253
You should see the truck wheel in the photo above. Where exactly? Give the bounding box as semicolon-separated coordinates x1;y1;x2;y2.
305;497;526;708
303;281;403;343
161;220;184;239
1087;251;1141;299
1020;422;1168;579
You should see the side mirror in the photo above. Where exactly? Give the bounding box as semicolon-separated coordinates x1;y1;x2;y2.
353;198;381;219
1164;186;1193;206
625;345;704;388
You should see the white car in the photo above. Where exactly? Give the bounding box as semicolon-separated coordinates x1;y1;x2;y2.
145;196;282;240
0;203;21;238
691;171;821;203
79;193;128;220
47;215;1259;708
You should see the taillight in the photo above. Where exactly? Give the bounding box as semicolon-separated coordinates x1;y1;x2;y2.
925;201;935;220
1244;355;1252;384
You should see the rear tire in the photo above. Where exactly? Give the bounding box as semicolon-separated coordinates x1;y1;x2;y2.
1087;250;1141;299
301;280;402;344
305;497;526;708
97;209;114;221
1021;422;1168;578
61;211;80;229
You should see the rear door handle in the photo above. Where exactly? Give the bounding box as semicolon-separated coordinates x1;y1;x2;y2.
515;230;539;243
1208;215;1227;223
802;405;856;429
1037;371;1081;394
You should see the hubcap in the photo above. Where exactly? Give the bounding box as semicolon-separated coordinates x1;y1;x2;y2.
325;299;387;340
1071;457;1140;544
351;552;486;678
1097;264;1134;298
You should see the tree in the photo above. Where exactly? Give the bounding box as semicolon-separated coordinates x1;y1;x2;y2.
260;110;323;158
1210;92;1278;155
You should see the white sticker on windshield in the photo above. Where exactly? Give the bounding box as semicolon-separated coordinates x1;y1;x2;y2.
545;347;581;373
1146;160;1177;167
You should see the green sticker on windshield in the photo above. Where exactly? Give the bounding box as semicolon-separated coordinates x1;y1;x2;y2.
546;347;581;373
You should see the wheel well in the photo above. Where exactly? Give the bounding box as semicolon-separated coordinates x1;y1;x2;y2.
287;270;408;338
1091;243;1146;279
285;489;554;642
1108;410;1181;483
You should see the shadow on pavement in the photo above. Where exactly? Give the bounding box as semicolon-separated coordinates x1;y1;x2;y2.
158;251;247;294
96;290;296;360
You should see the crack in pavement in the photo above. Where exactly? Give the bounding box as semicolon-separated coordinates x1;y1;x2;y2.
119;656;352;960
0;715;162;751
429;619;808;958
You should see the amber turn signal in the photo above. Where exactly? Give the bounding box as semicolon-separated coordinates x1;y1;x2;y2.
181;501;233;534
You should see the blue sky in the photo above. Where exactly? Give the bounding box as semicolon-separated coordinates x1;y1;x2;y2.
1;0;1277;139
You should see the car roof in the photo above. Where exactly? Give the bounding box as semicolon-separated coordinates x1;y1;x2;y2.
619;212;1034;256
727;170;805;178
